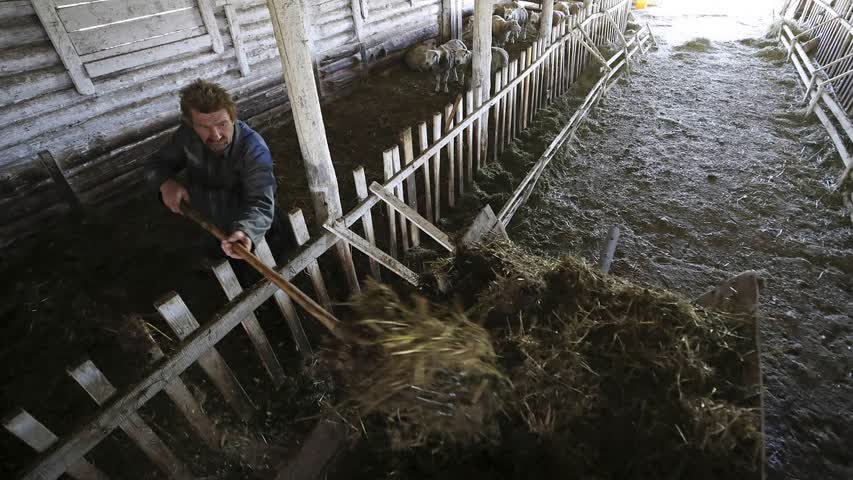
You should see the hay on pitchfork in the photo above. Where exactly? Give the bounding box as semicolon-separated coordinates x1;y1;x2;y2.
328;280;506;449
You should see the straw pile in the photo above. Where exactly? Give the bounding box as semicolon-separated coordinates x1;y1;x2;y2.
460;241;762;477
330;239;762;478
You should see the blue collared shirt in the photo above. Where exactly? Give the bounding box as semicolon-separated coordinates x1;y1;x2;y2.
145;120;276;244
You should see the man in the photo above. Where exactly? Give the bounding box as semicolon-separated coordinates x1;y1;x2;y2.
146;79;284;262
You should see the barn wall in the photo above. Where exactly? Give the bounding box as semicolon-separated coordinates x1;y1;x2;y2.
0;0;443;246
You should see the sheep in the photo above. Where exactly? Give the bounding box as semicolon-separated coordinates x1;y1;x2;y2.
493;15;522;47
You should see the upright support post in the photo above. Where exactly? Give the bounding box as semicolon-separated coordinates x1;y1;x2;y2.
472;0;493;164
266;0;357;286
540;0;555;45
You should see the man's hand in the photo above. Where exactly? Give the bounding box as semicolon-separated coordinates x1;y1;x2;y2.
222;230;252;259
159;179;190;214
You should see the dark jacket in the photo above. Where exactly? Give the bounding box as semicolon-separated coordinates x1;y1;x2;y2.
145;121;276;244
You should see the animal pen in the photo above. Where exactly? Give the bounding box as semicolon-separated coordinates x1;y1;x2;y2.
2;0;657;478
779;0;853;220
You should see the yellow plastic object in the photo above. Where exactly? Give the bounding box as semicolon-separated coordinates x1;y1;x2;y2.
635;0;647;8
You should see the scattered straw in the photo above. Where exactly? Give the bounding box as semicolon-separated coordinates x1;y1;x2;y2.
329;281;505;449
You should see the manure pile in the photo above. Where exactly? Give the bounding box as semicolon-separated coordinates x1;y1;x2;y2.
329;241;763;479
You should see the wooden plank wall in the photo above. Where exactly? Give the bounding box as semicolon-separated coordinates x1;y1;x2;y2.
0;0;443;247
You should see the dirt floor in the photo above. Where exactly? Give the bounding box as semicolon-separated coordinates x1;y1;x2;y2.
495;6;852;480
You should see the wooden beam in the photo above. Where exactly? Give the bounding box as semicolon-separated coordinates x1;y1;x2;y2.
350;0;369;71
3;409;110;480
540;0;554;44
212;260;287;388
37;150;81;210
369;182;455;253
224;2;251;76
597;225;620;273
198;0;225;53
325;221;420;286
471;0;493;104
266;0;342;224
68;360;193;480
30;0;95;95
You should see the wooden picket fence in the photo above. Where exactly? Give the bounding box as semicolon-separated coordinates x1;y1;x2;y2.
781;0;853;211
2;1;653;479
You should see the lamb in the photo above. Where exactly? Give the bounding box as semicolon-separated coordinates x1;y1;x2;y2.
436;39;472;92
493;15;522;47
502;5;530;41
491;46;510;75
404;44;442;73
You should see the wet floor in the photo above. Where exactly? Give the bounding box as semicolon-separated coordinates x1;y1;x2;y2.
505;3;853;479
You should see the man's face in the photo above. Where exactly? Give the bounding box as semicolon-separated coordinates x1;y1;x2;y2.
190;109;234;153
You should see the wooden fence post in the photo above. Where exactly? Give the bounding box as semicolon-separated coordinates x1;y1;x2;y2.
472;0;493;161
353;167;382;280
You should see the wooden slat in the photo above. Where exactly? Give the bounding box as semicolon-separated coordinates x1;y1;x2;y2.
30;0;95;95
37;150;81;209
473;86;483;174
325;221;420;286
84;34;211;77
197;0;224;53
369;182;455;252
391;146;410;253
382;148;399;258
505;64;515;147
68;7;204;56
399;127;420;246
3;410;110;480
522;47;531;129
464;90;474;188
224;2;251;76
212;259;287;388
288;209;334;309
135;322;221;450
56;0;195;32
431;112;442;221
444;103;456;208
491;70;502;164
416;122;433;223
353;167;382;280
67;360;193;480
254;238;312;356
156;293;255;421
455;98;465;195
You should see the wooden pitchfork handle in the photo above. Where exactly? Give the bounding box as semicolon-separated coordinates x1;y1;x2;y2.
180;202;352;343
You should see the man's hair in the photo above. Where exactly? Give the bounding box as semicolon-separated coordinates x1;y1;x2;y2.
179;79;237;124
